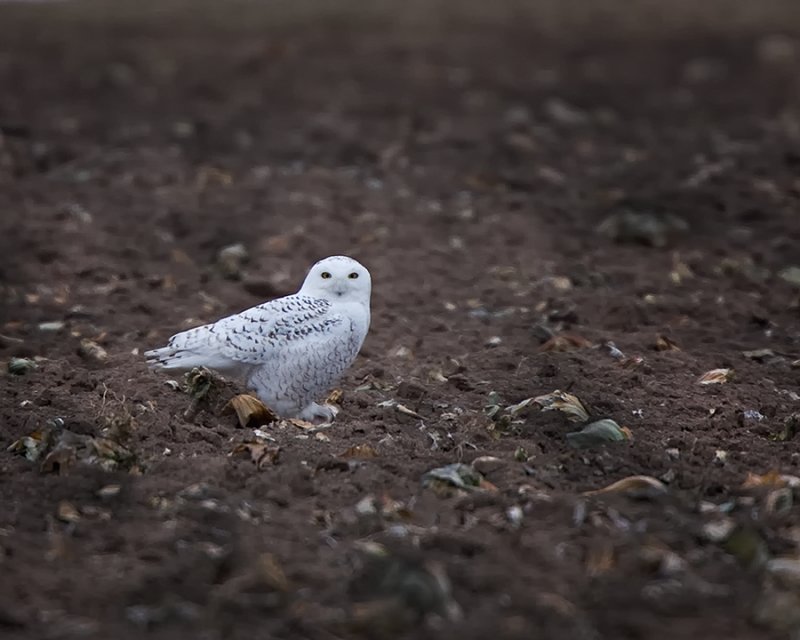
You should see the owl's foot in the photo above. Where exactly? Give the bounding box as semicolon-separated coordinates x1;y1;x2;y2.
298;402;340;424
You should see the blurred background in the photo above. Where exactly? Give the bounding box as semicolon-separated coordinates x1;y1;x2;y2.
2;2;800;639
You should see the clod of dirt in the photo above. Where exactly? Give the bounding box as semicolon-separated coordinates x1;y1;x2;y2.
217;242;249;280
224;394;278;428
471;456;504;475
754;557;800;634
532;390;589;423
348;543;461;634
230;442;281;469
775;414;800;441
8;419;136;474
597;211;689;248
585;540;615;577
182;366;235;421
422;462;497;495
7;357;37;375
339;444;379;459
698;368;734;385
537;333;593;352
545;98;588;125
654;335;681;351
566;419;632;449
723;528;769;569
742;348;776;361
717;255;771;283
583;475;667;499
354;495;411;521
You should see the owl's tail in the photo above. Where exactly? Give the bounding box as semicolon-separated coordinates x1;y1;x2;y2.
144;325;231;371
143;345;212;371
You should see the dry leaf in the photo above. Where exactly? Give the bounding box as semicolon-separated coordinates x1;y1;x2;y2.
505;397;536;417
7;429;50;461
89;437;134;464
231;442;280;469
566;419;631;449
339;444;378;459
742;470;800;490
396;403;421;418
77;339;108;363
698;368;733;385
224;394;278;428
584;475;668;499
326;389;344;405
538;333;593;352
256;553;290;592
765;488;793;516
56;501;81;523
654;335;681;351
40;445;78;474
532;390;589;423
377;399;422;419
618;355;644;369
287;418;316;430
422;463;498;494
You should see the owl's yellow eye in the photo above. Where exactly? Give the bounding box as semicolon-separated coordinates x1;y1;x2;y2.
348;272;359;279
321;272;332;279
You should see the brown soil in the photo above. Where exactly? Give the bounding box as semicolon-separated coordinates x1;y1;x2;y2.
1;2;800;639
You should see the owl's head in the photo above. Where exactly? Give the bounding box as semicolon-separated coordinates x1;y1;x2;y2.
300;255;372;303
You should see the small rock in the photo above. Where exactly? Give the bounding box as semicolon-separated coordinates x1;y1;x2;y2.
506;505;523;527
217;243;249;280
766;558;800;590
96;484;121;499
701;518;736;542
666;448;680;461
471;456;505;475
757;34;798;64
597;211;688;248
38;321;65;332
778;266;800;287
545;98;587;125
7;358;37;375
485;336;502;347
740;409;766;427
742;348;776;361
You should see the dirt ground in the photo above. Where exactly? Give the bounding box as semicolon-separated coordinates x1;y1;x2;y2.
1;1;800;638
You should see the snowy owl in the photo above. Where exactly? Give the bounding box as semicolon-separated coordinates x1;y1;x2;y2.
145;255;371;422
